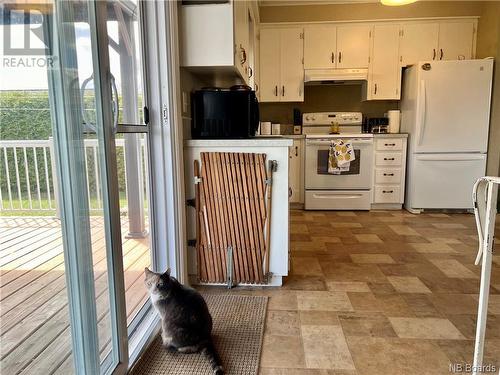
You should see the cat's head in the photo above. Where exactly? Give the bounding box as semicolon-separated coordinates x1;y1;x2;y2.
144;267;173;296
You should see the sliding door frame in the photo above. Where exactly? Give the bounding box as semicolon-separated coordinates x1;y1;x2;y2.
141;0;187;282
47;2;101;373
89;1;129;373
47;0;187;372
127;0;188;368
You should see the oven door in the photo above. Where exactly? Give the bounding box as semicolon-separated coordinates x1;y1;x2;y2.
305;137;374;189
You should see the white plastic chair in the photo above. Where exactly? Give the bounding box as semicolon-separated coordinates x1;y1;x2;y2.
472;176;500;375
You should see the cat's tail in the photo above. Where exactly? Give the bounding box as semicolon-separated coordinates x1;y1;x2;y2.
201;339;224;375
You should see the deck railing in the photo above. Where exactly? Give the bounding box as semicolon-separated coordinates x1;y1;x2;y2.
0;138;147;214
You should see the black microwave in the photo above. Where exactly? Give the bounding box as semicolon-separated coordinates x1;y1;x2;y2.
191;88;260;139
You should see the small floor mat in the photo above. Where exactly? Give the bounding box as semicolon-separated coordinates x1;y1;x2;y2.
131;294;268;375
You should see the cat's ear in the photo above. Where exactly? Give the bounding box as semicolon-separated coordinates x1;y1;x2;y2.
164;268;171;277
144;267;154;278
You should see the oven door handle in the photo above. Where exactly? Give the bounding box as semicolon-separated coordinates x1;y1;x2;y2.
306;139;373;146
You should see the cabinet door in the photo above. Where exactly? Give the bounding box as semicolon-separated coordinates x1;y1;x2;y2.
247;6;257;88
304;25;336;69
260;28;281;102
254;28;260;100
438;22;474;61
399;23;439;66
280;28;304;102
369;24;401;100
233;0;249;80
336;25;371;69
289;140;302;203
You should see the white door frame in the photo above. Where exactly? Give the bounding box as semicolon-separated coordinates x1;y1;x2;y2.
141;0;187;283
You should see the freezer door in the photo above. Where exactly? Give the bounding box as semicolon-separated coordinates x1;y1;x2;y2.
407;153;487;209
414;60;493;153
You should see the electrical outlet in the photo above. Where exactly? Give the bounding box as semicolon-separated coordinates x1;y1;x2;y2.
182;91;188;114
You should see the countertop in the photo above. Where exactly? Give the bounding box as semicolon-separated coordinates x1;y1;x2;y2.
255;134;305;139
185;138;293;147
373;133;408;138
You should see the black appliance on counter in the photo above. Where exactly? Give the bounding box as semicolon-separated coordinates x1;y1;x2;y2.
191;86;260;139
363;117;389;133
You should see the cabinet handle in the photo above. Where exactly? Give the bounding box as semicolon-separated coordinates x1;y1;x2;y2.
248;67;253;78
275;85;278;97
439;48;443;60
255;83;259;92
240;46;247;65
282;85;285;96
382;190;394;194
385;143;396;146
295;146;298;157
338;51;342;64
384;157;395;161
331;52;335;63
289;187;293;198
374;83;378;95
432;48;436;60
383;173;395;176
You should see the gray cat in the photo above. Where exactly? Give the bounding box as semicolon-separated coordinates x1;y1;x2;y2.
144;268;224;375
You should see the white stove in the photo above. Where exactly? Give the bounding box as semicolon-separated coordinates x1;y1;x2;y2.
302;112;374;210
303;112;363;135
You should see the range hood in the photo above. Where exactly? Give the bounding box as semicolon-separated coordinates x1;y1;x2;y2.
304;68;368;85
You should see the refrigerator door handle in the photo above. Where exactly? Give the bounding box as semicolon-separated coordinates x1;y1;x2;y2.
416;154;486;161
417;79;427;146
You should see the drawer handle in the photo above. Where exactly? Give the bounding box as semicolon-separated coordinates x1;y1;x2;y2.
383;173;394;176
382;190;394;194
384;143;396;146
384;157;395;161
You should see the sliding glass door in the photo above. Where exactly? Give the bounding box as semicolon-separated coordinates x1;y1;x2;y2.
1;0;180;373
1;1;155;374
48;1;130;373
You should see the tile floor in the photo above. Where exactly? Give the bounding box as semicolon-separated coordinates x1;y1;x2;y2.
201;210;500;375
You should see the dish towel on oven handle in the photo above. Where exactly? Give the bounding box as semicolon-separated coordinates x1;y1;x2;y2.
328;139;356;174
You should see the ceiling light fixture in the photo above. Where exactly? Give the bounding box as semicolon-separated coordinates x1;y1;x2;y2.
381;0;418;6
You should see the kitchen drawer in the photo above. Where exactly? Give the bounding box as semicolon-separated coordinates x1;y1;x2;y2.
376;138;403;151
374;185;401;203
375;152;403;166
375;168;402;184
305;190;371;210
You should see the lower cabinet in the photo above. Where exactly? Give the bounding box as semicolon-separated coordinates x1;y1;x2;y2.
372;135;407;208
289;138;304;204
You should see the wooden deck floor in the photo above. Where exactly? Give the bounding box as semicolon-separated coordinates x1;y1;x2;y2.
0;216;151;375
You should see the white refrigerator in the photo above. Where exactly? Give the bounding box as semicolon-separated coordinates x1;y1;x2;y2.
401;59;493;212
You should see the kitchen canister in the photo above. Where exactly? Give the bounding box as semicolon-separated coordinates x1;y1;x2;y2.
387;110;401;133
260;121;272;135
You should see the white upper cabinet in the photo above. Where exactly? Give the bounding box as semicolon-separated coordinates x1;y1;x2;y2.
304;24;370;69
260;28;304;102
367;24;401;100
280;29;304;102
438;21;475;61
399;21;475;66
180;1;255;84
336;25;371;69
304;25;336;69
260;28;281;101
399;23;439;66
233;0;249;78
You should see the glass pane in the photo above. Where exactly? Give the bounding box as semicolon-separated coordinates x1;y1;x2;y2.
0;4;75;374
106;0;151;307
105;0;153;343
72;16;118;368
116;133;151;327
107;0;145;127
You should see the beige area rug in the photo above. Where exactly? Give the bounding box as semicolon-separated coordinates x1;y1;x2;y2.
131;294;268;375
